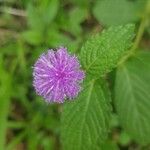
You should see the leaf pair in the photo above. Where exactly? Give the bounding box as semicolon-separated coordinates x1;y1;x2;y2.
62;24;135;149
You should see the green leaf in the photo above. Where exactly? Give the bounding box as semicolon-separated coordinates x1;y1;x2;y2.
61;79;111;150
68;7;87;36
59;7;87;37
80;24;135;76
27;0;59;30
114;51;150;144
40;0;59;26
70;0;91;7
22;30;43;45
93;0;145;26
46;28;71;47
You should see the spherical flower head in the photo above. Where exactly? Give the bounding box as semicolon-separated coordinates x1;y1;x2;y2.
33;47;85;103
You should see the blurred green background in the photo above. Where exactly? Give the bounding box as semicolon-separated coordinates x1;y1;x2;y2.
0;0;150;150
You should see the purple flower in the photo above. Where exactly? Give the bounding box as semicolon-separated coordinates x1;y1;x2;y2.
33;47;85;103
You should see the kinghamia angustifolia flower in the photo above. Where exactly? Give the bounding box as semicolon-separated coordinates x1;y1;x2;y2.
33;47;85;103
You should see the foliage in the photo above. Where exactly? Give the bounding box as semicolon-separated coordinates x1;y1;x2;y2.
62;79;111;150
0;0;150;149
115;51;150;145
93;0;146;26
80;24;134;76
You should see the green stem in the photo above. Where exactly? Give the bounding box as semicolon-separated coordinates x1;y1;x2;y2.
118;0;150;65
132;0;150;51
132;18;147;52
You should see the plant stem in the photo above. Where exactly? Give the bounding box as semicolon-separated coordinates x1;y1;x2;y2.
0;7;26;17
118;0;150;65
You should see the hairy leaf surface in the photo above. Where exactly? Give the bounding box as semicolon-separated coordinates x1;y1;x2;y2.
62;79;111;150
80;24;135;76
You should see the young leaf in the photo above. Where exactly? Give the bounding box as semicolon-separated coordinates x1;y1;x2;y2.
61;79;111;150
114;51;150;144
80;24;135;76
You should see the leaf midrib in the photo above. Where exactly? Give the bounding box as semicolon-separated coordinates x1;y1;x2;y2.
85;54;100;71
78;79;95;150
121;64;148;140
122;66;140;127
